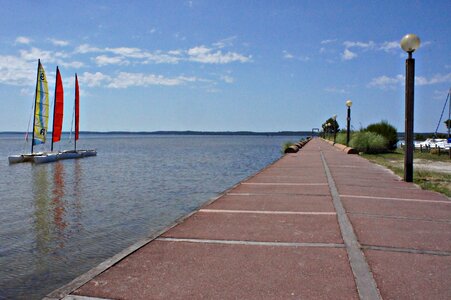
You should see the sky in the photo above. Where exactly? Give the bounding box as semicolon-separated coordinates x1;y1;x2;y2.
0;0;450;133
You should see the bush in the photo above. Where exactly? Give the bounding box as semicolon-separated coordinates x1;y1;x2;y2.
349;131;388;154
335;132;347;145
365;121;398;150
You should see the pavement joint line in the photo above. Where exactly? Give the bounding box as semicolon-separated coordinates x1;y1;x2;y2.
321;151;382;300
61;296;114;300
340;194;451;204
348;212;451;224
361;245;451;257
156;237;346;248
241;182;328;186
226;192;330;196
338;183;420;190
199;209;337;215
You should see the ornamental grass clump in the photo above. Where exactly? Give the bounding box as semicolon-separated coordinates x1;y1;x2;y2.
365;121;398;150
349;131;388;154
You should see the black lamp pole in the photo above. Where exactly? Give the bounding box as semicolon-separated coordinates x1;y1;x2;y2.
400;33;420;183
346;100;352;146
404;51;415;182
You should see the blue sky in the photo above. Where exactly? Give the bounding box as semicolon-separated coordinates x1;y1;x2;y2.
0;0;450;132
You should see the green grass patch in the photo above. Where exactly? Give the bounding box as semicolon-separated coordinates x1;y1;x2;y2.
362;149;451;197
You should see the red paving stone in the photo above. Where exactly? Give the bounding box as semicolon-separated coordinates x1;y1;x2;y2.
365;250;451;299
342;197;451;220
349;215;451;251
73;241;358;300
51;138;451;300
208;194;335;212
162;211;343;244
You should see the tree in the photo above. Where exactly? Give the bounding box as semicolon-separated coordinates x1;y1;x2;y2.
444;119;451;130
321;117;339;134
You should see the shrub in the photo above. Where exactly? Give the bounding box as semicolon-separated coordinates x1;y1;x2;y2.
365;121;398;150
335;132;347;145
349;131;388;154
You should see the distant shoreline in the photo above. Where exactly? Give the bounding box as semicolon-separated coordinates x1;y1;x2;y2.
0;131;445;137
0;130;313;136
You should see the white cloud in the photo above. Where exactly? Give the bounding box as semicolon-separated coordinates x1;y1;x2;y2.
283;50;310;62
19;47;53;62
75;44;103;54
416;73;451;86
221;75;234;83
321;39;337;45
107;72;198;88
343;41;375;49
93;55;129;66
187;46;251;64
15;36;32;45
368;75;404;89
79;72;111;87
0;55;35;86
59;61;85;68
213;36;237;49
368;73;451;89
342;49;357;60
379;41;399;52
283;50;294;59
49;38;69;46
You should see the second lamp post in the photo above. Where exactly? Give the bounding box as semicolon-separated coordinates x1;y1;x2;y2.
346;100;352;146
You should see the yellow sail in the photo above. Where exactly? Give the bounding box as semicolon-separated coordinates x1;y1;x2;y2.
33;60;50;146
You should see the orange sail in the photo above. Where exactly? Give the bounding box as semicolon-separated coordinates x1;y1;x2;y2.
51;67;64;149
75;74;79;142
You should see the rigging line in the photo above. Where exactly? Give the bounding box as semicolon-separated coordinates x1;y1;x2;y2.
24;100;35;153
69;99;75;144
434;90;450;136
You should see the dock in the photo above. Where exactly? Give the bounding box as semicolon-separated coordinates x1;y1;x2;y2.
46;138;451;299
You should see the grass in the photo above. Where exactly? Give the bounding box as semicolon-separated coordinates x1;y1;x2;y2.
362;149;451;197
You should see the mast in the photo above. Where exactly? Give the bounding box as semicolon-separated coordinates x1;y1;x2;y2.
74;73;79;151
31;59;41;154
448;89;451;139
51;67;58;151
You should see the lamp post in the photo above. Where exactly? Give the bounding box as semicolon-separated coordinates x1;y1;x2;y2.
326;122;331;139
346;100;352;146
332;115;337;144
400;33;420;182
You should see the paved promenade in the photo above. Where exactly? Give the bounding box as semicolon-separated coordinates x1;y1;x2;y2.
47;138;451;300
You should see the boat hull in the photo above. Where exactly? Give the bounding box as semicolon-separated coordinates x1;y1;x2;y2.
33;153;59;164
8;150;97;164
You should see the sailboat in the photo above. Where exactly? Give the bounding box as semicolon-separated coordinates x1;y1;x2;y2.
34;73;97;163
58;73;96;159
33;66;65;163
8;62;97;164
8;59;51;164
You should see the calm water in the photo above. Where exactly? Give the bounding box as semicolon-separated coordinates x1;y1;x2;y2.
0;134;303;299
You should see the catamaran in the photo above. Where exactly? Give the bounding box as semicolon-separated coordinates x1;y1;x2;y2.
58;73;96;160
8;59;51;164
8;61;96;164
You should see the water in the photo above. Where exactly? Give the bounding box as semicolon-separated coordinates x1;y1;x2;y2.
0;134;304;299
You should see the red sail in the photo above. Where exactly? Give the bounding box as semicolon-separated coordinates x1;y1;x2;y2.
52;67;64;143
75;74;79;141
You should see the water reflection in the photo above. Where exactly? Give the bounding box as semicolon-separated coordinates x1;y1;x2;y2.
32;161;84;255
52;162;67;248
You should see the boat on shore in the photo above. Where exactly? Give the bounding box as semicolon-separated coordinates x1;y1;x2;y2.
414;138;449;149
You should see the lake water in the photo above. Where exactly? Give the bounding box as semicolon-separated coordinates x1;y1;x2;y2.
0;134;304;299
